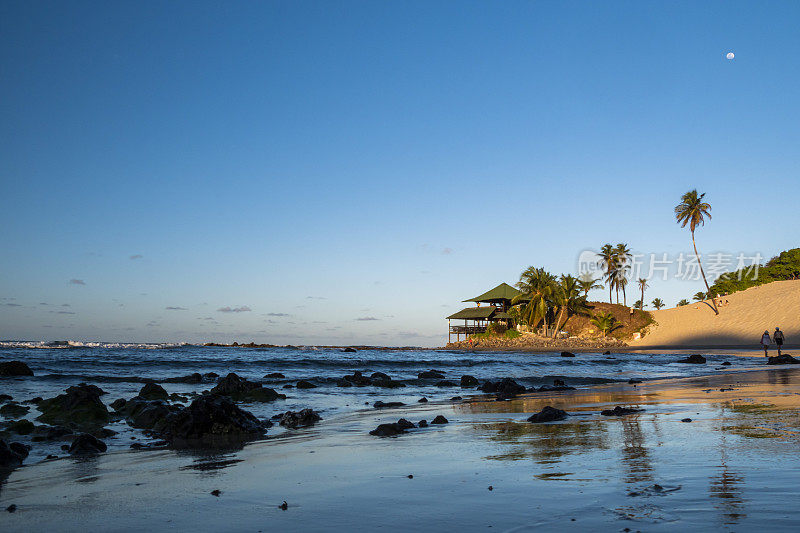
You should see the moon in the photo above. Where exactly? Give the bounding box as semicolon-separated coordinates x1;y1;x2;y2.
726;52;735;60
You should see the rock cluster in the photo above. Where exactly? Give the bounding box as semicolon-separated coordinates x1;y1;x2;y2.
36;383;110;429
527;406;568;422
278;409;321;429
210;373;286;402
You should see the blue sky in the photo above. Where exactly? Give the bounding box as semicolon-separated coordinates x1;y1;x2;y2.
1;1;798;346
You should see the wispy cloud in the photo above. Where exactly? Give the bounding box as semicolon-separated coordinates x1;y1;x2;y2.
61;303;71;307
165;306;187;311
266;312;290;317
441;247;453;255
306;296;327;300
39;302;48;306
5;303;22;307
217;306;252;313
356;316;380;321
129;254;143;260
69;279;86;285
53;310;76;315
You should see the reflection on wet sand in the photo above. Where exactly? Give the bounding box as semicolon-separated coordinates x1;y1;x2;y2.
618;416;654;485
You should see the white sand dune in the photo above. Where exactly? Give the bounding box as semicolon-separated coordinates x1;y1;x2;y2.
631;280;800;348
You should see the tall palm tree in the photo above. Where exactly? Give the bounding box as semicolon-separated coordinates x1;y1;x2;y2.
597;244;616;304
614;243;632;305
578;273;603;298
513;267;557;333
637;278;648;310
612;266;630;306
651;298;665;310
552;274;590;337
675;190;719;315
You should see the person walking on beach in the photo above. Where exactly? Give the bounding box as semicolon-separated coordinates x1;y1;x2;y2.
760;330;771;357
774;327;785;356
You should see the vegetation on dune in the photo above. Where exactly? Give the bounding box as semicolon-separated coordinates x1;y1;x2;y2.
677;299;690;307
675;189;718;315
651;298;665;310
590;312;622;337
707;248;800;296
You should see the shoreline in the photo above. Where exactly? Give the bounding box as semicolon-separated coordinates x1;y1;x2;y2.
3;365;800;530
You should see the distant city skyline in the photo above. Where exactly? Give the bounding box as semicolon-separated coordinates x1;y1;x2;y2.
2;1;799;346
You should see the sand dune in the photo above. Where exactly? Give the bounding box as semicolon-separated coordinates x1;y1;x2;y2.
631;279;800;348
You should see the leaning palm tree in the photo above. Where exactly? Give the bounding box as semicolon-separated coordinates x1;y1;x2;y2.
597;244;616;304
651;298;665;310
513;267;557;333
578;273;604;298
552;274;590;337
675;190;718;315
637;278;648;310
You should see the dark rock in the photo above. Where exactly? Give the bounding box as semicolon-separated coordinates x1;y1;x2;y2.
342;371;372;387
279;409;322;429
369;423;405;437
436;380;456;387
211;489;221;497
36;383;110;429
110;398;127;411
159;395;268;447
46;454;57;459
527;406;568;423
0;394;11;402
396;418;415;430
22;396;43;404
0;439;29;468
721;361;732;366
418;420;428;427
450;396;463;401
68;433;107;455
372;378;405;389
767;354;800;365
296;380;317;389
628;379;642;384
164;373;203;384
30;425;72;441
0;361;34;377
601;406;645;416
371;372;391;381
488;486;493;491
169;393;188;402
8;419;35;435
430;415;448;425
417;397;428;403
210;373;286;402
335;378;353;387
536;384;576;392
460;375;479;387
264;372;285;379
560;351;576;358
342;347;357;352
204;372;219;379
407;474;413;479
603;351;611;355
553;379;566;387
480;378;527;400
283;384;293;389
676;354;706;364
125;399;175;430
0;403;29;418
6;504;17;513
279;501;288;510
681;418;693;422
373;401;405;409
138;382;169;401
418;370;446;379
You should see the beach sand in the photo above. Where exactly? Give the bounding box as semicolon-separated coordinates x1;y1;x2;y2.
631;279;800;348
2;365;799;531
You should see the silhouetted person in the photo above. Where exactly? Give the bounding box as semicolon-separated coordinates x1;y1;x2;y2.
774;327;785;356
760;330;771;357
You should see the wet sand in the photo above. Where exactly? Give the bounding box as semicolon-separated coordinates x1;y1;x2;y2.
2;366;800;531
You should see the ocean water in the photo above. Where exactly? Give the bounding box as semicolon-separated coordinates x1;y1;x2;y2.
0;342;764;460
